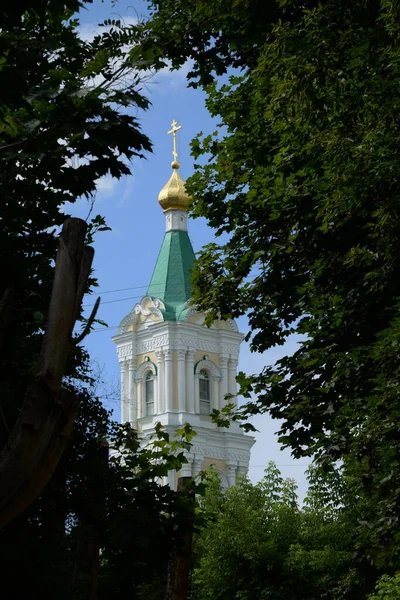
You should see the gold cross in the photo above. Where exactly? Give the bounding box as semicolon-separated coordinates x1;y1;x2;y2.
167;119;182;162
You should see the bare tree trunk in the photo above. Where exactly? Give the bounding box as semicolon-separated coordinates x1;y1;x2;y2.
0;218;99;527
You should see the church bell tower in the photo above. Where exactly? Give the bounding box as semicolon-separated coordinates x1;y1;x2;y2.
113;120;254;488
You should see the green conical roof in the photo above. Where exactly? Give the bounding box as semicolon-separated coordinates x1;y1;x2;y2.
147;230;195;321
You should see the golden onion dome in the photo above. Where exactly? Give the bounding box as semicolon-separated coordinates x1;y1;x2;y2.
158;160;191;212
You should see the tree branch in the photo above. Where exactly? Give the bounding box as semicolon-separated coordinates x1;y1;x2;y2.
73;296;101;345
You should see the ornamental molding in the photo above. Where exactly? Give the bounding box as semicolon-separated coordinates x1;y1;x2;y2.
135;360;157;380
226;450;251;463
194;359;221;379
197;339;219;354
134;296;165;318
191;443;251;464
118;296;165;334
204;445;227;460
227;319;238;332
136;333;169;355
179;334;199;349
220;343;240;359
192;443;206;456
117;344;133;362
183;305;238;333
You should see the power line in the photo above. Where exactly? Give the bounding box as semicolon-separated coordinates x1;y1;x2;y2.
84;274;262;308
83;282;167;308
250;464;309;468
86;294;149;307
96;284;150;295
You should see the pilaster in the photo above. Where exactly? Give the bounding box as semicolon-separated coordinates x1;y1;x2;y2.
177;349;186;412
212;377;220;412
237;465;248;478
136;378;142;419
120;362;128;423
155;349;164;414
192;457;203;478
165;349;174;412
180;456;193;477
186;350;195;413
220;356;229;407
227;463;237;486
228;358;238;405
128;359;136;425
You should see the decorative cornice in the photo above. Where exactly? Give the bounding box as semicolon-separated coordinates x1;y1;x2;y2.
136;333;169;355
117;344;133;363
190;443;250;464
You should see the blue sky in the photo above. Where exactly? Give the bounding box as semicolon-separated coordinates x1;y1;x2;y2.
67;0;310;499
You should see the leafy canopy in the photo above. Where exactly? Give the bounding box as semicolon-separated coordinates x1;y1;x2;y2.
145;0;400;569
191;463;370;600
0;0;154;434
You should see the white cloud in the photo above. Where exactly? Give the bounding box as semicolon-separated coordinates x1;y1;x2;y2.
95;174;118;196
147;60;194;93
116;175;135;208
77;20;192;95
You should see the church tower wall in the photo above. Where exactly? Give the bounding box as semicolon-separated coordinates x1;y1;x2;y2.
113;120;254;489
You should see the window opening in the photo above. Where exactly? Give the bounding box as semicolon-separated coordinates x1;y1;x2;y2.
199;369;211;415
145;371;154;416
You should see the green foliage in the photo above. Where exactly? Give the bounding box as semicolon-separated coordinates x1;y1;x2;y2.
191;463;370;600
146;0;400;569
0;2;191;598
0;378;196;599
369;573;400;600
0;0;154;442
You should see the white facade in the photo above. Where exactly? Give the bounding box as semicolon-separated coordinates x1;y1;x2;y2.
113;315;254;488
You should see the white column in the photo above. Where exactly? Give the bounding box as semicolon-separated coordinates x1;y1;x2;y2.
227;462;237;486
220;356;229;407
228;358;238;406
177;350;186;412
212;377;220;411
194;372;200;413
180;456;192;477
136;379;141;420
237;465;248;478
186;350;195;413
156;350;164;414
165;349;174;412
167;469;176;490
128;359;136;426
192;457;203;478
120;362;128;423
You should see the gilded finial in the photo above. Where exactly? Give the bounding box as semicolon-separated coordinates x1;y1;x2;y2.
167;119;182;168
158;119;190;212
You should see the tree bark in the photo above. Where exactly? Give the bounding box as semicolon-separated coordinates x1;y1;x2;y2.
0;218;95;527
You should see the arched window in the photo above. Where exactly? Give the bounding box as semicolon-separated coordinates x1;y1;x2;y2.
199;369;211;415
145;371;154;416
